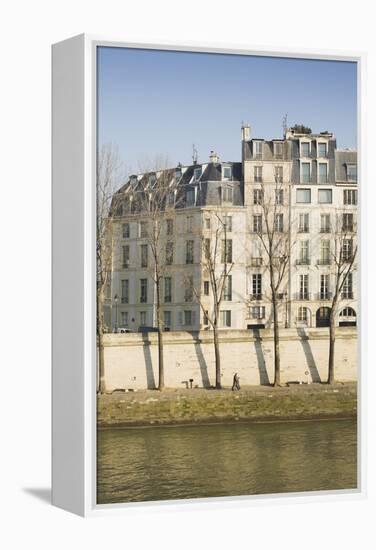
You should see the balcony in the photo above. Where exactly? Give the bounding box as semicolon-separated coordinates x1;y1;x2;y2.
316;259;331;266
295;292;311;301
250;257;263;267
298;227;309;233
316;292;332;301
296;258;311;266
253;153;263;160
341;292;354;299
121;297;129;304
320;227;331;233
254;176;263;183
250;294;263;301
122;261;130;269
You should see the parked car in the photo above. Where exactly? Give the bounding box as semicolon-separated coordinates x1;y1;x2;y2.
116;327;133;334
138;326;159;333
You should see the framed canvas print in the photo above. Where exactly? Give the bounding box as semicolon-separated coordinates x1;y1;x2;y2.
52;35;365;516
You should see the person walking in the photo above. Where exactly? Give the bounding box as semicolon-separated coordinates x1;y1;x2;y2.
232;372;240;391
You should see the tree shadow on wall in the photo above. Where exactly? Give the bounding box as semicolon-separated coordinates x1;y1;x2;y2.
297;328;322;383
141;332;156;389
190;332;211;388
252;329;270;385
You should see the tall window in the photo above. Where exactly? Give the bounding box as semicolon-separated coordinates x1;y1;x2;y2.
183;310;192;326
320;274;330;300
296;188;311;203
301;163;311;183
342;213;354;232
220;310;232;327
121;311;129;326
122;223;130;238
222;186;233;204
205;217;211;230
140;311;147;326
252;274;262;298
254;141;263;159
222;215;232;232
254;166;263;183
347;164;357;182
298;241;310;264
166;241;174;265
203;310;209;325
250;306;265;319
221;239;232;263
223;275;232;301
298;213;309;233
297;306;308;323
274;143;283;159
186;188;195;206
193;167;202;181
185;277;193;302
275;165;283;182
344;190;357;205
139;221;148;238
253;215;262;233
253;189;263;205
301;142;310;157
275;213;284;233
140;244;148;268
318;163;328;183
276;188;284;204
204;238;210;259
320;214;330;233
342;238;353;262
204;281;209;295
318;142;327;157
122;245;130;268
164;277;172;303
299;274;309;300
166;219;173;235
318;189;332;204
140;279;148;303
121;279;129;304
320;240;330;265
342;273;353;299
186;240;194;264
164;311;172;329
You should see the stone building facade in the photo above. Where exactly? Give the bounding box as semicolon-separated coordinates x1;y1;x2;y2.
107;125;357;333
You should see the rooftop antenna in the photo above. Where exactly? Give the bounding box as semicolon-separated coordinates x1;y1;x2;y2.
192;143;198;165
282;113;288;137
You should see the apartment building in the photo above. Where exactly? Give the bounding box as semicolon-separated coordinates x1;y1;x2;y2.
107;125;357;332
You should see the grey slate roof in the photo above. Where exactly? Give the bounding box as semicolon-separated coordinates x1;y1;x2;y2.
335;150;357;183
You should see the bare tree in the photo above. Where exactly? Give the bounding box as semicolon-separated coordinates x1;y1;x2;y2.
188;214;234;389
251;170;292;386
97;143;124;394
326;213;357;384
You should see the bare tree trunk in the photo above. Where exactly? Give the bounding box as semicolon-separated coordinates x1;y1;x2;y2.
156;281;164;390
97;288;106;394
213;323;221;389
272;292;281;386
327;308;336;385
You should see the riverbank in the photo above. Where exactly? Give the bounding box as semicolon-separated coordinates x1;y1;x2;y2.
97;382;357;428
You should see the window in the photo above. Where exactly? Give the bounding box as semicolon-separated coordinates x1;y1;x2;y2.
298;213;309;233
139;221;148;238
297;306;308;323
121;311;129;326
130;175;138;187
186;216;193;232
275;166;283;183
164;277;172;303
221;239;232;263
203;310;209;325
140;311;147;326
186;240;194;264
275;213;284;232
223;275;232;301
342;213;354;232
149;174;157;188
296;188;311;203
320;274;330;300
254;166;263;183
344;190;357;205
222;215;232;232
122;245;130;268
298;241;310;264
184;310;192;326
301;142;310;157
253;214;262;233
204;281;209;295
222;166;232;180
193;167;202;181
164;311;172;329
318;163;328;183
318;142;327;157
121;279;129;304
175;168;182;182
318;189;332;204
320;214;330;233
319;240;330;265
185;277;193;302
205;217;211;229
250;306;265;319
301;162;311;183
253;189;263;205
340;307;356;318
347;164;357;182
299;274;309;300
166;241;174;265
122;223;130;238
220;310;232;327
274;142;283;159
342;273;353;299
276;189;284;205
254;141;263;159
140;279;148;303
140;244;148;268
342;239;353;262
222;186;233;204
186;188;195;206
204;238;210;259
166;219;173;235
252;274;262;298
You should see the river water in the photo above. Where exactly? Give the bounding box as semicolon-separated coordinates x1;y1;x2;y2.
97;418;357;504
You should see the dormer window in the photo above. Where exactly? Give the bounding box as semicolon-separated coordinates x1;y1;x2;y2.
253;141;263;160
193;167;202;181
221;186;233;205
347;164;357;182
301;142;310;157
273;142;283;159
317;142;328;158
222;166;232;180
130;175;138;187
149;174;157;188
186;188;195;206
175;168;182;182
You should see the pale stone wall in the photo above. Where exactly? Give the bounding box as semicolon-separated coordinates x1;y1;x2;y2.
101;327;357;391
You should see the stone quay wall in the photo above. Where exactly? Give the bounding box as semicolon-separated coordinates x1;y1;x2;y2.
101;327;357;391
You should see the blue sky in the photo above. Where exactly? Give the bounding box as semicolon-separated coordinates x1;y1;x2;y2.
97;47;357;172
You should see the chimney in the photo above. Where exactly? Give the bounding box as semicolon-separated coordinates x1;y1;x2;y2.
209;150;219;163
241;123;251;141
